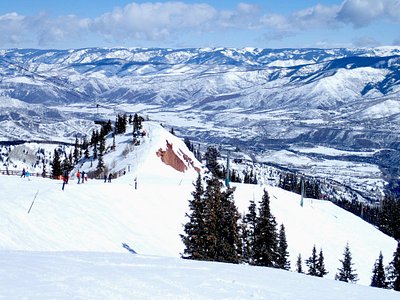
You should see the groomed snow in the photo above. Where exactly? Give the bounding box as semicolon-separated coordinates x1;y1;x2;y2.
0;122;398;299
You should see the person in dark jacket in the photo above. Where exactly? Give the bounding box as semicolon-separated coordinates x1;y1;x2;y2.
108;173;113;183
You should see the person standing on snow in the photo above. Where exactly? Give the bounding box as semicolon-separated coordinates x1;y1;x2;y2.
81;171;85;184
108;173;112;183
77;170;81;184
21;168;26;178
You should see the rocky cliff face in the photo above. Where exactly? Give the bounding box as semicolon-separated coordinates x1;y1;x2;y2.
156;140;200;173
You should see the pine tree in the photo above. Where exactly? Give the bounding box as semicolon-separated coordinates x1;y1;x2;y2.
276;224;290;270
335;243;358;283
95;136;106;175
51;148;62;179
93;142;98;160
387;241;400;291
379;194;400;240
296;254;303;273
41;163;47;178
73;136;80;165
316;248;328;277
62;153;72;173
306;245;319;276
204;146;220;177
239;214;249;263
244;199;257;264
181;174;207;260
183;175;240;264
202;175;240;263
371;251;388;288
253;190;278;267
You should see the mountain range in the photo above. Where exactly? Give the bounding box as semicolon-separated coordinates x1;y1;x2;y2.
1;46;400;199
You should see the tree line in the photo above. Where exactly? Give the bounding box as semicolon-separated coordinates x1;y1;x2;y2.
181;173;400;291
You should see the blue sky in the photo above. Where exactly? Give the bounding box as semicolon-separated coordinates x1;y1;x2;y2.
0;0;399;49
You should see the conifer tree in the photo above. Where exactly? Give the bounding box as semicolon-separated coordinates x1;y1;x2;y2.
335;243;358;283
181;175;207;260
218;186;241;263
239;214;249;263
371;251;388;288
244;199;257;264
204;146;220;177
51;148;62;179
62;153;72;173
276;224;290;270
317;248;328;277
73;136;80;165
306;245;319;276
96;136;106;175
253;190;278;267
387;241;400;291
296;254;303;273
42;163;47;178
183;175;240;264
379;194;400;240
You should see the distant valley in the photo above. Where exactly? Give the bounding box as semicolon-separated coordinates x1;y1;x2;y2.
1;46;400;200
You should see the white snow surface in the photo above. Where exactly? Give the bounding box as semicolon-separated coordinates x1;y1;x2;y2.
0;122;398;299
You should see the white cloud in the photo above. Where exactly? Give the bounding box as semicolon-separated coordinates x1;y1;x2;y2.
0;1;399;48
0;13;29;45
352;36;382;47
90;2;218;41
337;0;400;28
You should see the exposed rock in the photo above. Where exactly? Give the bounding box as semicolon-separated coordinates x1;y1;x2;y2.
156;140;200;173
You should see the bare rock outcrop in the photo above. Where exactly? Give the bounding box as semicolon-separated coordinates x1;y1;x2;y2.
156;140;200;173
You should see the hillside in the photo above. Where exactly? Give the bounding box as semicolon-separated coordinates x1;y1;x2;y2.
0;123;398;299
1;46;400;203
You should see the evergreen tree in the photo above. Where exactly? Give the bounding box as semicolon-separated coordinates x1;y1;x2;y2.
62;152;72;173
253;190;278;267
81;136;89;159
244;199;257;264
73;136;80;165
133;113;143;135
181;174;207;260
387;241;400;291
96;136;106;175
204;146;221;177
379;194;400;240
41;163;47;178
276;224;290;270
296;254;303;273
316;248;328;277
239;214;249;263
183;175;240;264
51;148;62;179
335;243;358;283
306;245;319;276
371;251;388;288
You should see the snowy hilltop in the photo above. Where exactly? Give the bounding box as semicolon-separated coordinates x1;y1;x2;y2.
0;121;399;299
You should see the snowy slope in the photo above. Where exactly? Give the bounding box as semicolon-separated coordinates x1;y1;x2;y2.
0;122;397;298
1;251;399;300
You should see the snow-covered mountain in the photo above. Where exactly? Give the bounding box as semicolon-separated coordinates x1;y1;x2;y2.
1;46;400;200
0;122;398;298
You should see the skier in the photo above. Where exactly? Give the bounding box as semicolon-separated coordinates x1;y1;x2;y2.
26;170;31;181
77;170;81;184
63;170;69;184
81;171;85;184
108;173;112;183
62;174;68;191
21;168;26;178
104;174;107;183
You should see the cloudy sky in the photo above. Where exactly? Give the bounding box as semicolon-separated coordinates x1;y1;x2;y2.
0;0;399;49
